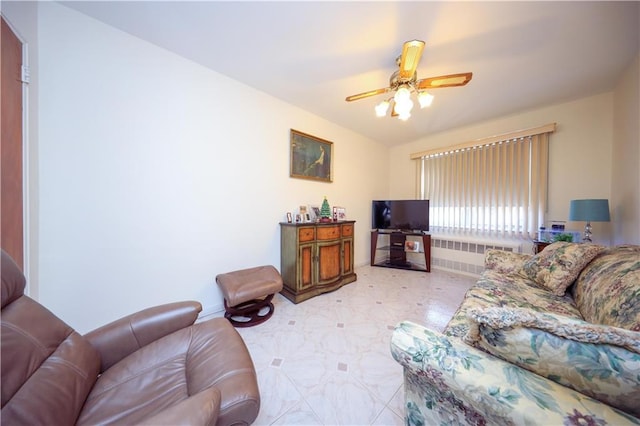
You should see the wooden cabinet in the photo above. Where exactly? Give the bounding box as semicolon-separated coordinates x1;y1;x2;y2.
280;221;357;303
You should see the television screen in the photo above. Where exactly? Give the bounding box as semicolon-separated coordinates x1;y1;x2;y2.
372;200;429;232
372;201;392;230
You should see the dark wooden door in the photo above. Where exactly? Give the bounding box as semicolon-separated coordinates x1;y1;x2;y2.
1;17;24;269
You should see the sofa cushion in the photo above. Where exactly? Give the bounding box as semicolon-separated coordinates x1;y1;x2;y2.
464;307;640;417
572;245;640;331
444;269;583;338
520;242;605;296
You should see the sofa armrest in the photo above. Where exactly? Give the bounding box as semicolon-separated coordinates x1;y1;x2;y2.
84;301;202;372
484;249;531;274
391;321;638;425
135;387;220;426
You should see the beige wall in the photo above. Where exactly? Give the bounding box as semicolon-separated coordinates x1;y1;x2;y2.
4;2;389;333
612;55;640;245
3;1;638;333
389;93;616;245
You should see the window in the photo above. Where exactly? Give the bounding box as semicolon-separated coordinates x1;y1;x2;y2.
412;124;555;239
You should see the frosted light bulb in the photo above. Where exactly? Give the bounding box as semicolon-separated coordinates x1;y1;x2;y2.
394;86;411;103
375;100;390;117
395;98;413;115
418;91;434;108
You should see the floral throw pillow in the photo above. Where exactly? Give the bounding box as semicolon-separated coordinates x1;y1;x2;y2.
520;242;605;296
484;249;532;275
465;307;640;417
572;245;640;331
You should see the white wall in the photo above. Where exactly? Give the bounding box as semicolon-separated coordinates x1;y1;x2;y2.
612;54;640;244
389;93;615;245
14;2;389;333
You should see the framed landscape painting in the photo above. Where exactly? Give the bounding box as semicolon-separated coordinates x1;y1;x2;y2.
290;129;333;182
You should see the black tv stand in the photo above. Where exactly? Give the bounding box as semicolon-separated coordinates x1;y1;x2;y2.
370;230;431;272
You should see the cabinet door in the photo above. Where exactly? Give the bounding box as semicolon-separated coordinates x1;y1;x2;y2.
316;240;341;285
342;237;354;275
298;242;314;290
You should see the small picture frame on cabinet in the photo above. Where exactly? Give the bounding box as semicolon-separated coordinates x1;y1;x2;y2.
286;212;293;223
309;205;320;222
295;214;301;223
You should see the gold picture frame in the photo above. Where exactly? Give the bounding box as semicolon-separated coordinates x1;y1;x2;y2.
290;129;333;182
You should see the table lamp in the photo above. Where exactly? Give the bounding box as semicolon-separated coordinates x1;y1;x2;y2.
568;199;610;242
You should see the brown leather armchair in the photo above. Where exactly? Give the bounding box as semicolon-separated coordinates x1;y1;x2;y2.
1;249;260;425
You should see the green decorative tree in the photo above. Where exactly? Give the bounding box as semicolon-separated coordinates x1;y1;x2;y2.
320;196;331;221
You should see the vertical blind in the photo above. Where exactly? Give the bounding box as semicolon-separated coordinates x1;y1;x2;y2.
412;124;555;239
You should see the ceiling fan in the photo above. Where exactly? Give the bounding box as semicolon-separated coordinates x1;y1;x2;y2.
345;40;472;120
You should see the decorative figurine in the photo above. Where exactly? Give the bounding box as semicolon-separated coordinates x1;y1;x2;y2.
320;197;332;223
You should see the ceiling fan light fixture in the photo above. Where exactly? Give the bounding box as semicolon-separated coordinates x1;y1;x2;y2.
418;91;434;108
345;40;472;122
375;100;390;117
398;112;411;121
394;85;411;103
394;97;413;115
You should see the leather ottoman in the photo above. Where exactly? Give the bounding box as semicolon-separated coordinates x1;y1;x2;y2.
216;265;283;327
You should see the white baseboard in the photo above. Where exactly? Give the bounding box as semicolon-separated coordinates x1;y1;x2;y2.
197;303;225;322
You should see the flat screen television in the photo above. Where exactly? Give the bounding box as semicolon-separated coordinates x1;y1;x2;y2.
372;200;429;232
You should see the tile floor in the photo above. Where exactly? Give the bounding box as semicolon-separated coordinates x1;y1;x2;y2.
233;265;476;426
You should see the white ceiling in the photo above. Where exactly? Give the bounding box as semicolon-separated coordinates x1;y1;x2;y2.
60;1;639;147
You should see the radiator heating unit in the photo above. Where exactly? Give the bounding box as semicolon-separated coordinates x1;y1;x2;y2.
430;236;525;277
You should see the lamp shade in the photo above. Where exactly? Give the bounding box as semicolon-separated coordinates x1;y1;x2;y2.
569;199;610;222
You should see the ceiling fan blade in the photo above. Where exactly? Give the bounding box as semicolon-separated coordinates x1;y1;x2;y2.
417;72;473;89
345;87;390;102
398;40;425;80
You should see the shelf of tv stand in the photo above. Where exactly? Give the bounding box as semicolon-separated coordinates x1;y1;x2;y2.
370;230;431;272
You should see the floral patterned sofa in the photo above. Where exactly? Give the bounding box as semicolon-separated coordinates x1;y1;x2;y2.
391;243;640;425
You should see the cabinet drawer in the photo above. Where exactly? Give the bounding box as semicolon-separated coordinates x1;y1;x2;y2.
298;227;315;242
317;225;340;240
341;224;353;237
